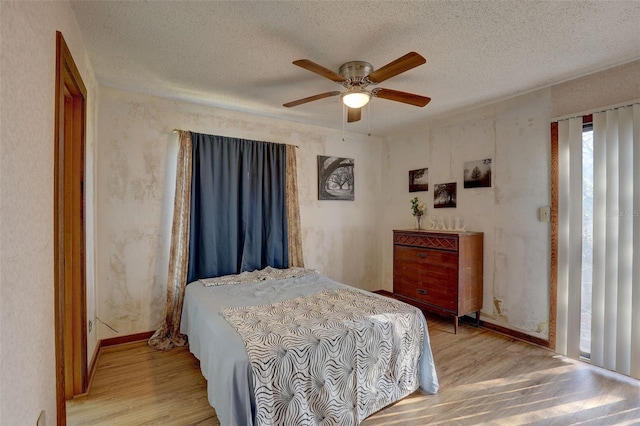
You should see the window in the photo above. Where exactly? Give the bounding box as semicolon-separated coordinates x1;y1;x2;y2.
580;122;593;358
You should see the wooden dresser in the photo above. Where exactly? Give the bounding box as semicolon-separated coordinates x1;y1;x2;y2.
393;229;483;333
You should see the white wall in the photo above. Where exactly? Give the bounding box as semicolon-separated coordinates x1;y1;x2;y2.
381;90;552;339
94;88;382;338
95;60;640;342
0;1;98;424
551;59;640;119
380;60;640;340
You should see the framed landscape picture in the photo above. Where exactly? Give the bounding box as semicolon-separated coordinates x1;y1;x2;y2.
317;155;354;201
464;158;492;188
434;182;457;208
409;167;428;192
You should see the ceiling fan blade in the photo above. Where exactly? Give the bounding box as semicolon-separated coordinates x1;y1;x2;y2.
366;52;426;84
347;107;361;123
283;91;341;108
292;59;346;83
374;88;431;107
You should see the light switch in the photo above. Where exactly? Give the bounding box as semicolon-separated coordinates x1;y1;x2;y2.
538;206;551;222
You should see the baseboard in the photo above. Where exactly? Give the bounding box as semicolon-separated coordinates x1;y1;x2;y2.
100;330;155;348
72;342;101;399
75;330;155;398
373;290;550;349
480;320;550;348
372;289;394;297
86;341;101;391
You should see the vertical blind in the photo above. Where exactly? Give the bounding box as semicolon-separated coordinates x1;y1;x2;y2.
556;103;640;379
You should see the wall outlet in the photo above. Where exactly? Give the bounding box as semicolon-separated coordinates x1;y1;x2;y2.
37;410;46;426
88;320;93;333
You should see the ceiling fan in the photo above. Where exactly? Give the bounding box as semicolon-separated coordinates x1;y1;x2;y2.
283;52;431;123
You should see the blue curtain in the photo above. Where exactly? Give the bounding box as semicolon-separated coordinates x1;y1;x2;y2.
187;133;288;282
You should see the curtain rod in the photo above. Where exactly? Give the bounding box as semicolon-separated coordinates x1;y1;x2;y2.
552;99;640;123
172;129;299;148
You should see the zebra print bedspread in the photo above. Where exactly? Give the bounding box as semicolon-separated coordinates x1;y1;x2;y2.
223;288;424;425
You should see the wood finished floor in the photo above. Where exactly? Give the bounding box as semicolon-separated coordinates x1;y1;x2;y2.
67;313;640;425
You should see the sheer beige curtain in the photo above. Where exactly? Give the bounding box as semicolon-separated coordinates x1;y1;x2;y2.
149;131;192;350
149;134;304;350
286;144;304;268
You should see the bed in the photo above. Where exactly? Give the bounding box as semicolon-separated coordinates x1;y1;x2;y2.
181;268;439;426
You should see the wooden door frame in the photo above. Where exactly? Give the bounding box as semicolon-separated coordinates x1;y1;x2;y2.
54;31;88;425
550;122;558;351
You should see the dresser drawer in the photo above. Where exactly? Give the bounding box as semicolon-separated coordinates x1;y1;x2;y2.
393;232;458;251
394;278;457;311
394;245;457;268
394;246;457;287
394;259;457;290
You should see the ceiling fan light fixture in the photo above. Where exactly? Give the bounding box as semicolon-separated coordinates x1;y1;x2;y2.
341;89;371;109
284;53;429;123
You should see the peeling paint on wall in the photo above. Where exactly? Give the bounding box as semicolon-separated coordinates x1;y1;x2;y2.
492;296;510;324
103;227;162;333
96;88;382;338
381;90;552;341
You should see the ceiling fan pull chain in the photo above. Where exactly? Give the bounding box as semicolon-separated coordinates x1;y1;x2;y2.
368;102;371;137
342;103;346;142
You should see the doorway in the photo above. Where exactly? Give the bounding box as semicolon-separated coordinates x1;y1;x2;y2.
54;31;88;425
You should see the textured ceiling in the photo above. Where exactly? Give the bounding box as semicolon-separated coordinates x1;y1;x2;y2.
70;1;640;136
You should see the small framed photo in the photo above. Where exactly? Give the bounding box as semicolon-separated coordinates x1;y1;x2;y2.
317;155;354;201
434;182;457;208
464;158;492;188
409;167;428;192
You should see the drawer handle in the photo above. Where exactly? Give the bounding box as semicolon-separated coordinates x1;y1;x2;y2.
417;289;427;295
418;253;428;259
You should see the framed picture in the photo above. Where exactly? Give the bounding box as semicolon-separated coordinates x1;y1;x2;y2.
434;182;457;208
317;155;354;201
464;158;492;188
409;167;428;192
